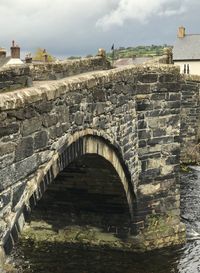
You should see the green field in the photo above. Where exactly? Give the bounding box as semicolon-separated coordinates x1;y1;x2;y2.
107;45;172;60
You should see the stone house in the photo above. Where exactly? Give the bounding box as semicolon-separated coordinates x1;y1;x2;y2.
173;26;200;75
0;41;23;68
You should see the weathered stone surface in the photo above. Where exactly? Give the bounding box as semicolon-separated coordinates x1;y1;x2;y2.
30;56;111;81
0;123;19;138
15;137;34;162
0;190;11;217
0;65;32;93
42;114;58;128
0;142;16;157
0;153;15;170
34;131;48;150
12;182;27;210
0;154;40;191
22;117;42;136
0;64;187;256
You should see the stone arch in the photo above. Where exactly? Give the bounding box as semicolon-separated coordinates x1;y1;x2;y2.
58;134;135;219
3;131;136;255
24;131;135;216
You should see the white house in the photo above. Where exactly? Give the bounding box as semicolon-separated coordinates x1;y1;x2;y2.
0;41;23;68
173;26;200;75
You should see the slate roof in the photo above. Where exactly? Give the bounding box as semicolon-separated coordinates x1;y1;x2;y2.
173;35;200;61
0;57;11;67
0;56;24;68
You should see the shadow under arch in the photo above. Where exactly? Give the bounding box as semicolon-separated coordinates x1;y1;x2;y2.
57;134;136;220
3;132;137;255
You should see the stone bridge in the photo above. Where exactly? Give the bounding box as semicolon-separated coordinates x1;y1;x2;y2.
1;58;199;261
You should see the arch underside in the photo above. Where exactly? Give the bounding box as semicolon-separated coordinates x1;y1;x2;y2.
57;135;135;219
38;153;131;232
3;133;135;254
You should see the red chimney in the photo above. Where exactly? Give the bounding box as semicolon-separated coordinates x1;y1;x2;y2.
177;26;185;38
0;48;6;58
10;40;20;58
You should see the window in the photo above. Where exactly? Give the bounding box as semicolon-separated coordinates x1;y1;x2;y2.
187;64;190;74
183;64;190;74
184;64;186;74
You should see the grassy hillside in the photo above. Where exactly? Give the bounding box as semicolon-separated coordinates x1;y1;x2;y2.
107;45;172;60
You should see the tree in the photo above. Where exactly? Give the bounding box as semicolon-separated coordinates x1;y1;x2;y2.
32;48;55;62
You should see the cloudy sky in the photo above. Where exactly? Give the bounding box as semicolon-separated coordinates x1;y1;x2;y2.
0;0;200;58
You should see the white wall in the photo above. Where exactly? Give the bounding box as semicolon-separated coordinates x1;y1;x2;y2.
174;61;200;75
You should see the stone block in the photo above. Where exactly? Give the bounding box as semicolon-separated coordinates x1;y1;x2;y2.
137;120;147;130
139;168;161;183
138;140;147;148
151;93;166;100
34;101;53;114
22;117;42;136
159;74;177;83
49;126;63;139
43;114;58;127
12;182;27;210
15;137;34;162
0;154;40;191
138;129;151;140
0;189;11;217
0;153;15;170
136;100;153;111
95;102;106;115
0;142;16;157
168;101;181;109
34;131;48;150
8;107;38;120
147;136;174;146
138;73;158;83
153;128;166;137
0;123;19;138
92;89;106;102
167;93;181;101
0;112;7;122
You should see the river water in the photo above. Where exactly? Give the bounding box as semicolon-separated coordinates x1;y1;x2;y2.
5;168;200;273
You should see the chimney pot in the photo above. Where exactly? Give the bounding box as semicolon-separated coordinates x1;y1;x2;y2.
10;41;20;59
178;26;185;38
0;48;6;58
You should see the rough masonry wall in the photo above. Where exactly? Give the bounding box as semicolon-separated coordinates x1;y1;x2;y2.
0;67;138;252
29;56;111;81
131;67;185;249
0;65;32;93
0;56;111;94
0;65;185;253
176;74;200;163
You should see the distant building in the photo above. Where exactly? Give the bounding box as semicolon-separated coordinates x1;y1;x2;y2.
0;41;23;68
173;26;200;75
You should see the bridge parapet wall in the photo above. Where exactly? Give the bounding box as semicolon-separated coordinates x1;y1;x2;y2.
29;56;111;81
0;56;111;94
0;65;32;93
0;65;185;254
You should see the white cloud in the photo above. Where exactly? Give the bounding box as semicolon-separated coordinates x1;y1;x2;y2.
96;0;194;30
0;0;199;56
